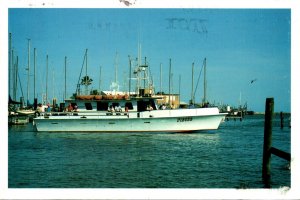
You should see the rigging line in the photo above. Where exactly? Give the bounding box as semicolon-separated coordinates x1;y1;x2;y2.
76;49;88;93
193;59;204;99
147;61;153;86
18;71;24;99
149;67;155;94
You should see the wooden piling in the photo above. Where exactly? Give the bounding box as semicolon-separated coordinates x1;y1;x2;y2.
280;111;284;129
262;98;274;188
270;147;291;162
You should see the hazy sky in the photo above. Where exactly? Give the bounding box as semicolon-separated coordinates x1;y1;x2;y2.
8;8;291;112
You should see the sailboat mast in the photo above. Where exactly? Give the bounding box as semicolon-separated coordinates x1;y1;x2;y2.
144;57;147;89
15;56;18;101
27;39;31;106
138;43;142;66
34;48;36;99
203;58;207;103
9;33;12;99
11;49;15;100
85;49;88;95
64;56;67;100
169;58;171;106
179;74;181;106
128;56;132;98
160;63;162;94
191;62;194;104
114;52;118;84
46;54;48;104
85;50;88;78
99;65;102;94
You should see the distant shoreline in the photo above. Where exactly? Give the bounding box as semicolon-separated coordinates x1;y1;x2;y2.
252;112;291;115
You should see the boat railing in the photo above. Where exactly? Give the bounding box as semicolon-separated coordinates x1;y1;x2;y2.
36;111;130;118
35;107;223;119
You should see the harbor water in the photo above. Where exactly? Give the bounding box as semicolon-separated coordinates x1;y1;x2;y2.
8;114;290;188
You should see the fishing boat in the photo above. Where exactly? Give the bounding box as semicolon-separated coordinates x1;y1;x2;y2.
33;94;226;132
33;51;226;133
9;114;29;125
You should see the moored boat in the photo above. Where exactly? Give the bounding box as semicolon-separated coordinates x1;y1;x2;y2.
33;95;226;132
33;52;227;133
9;114;29;125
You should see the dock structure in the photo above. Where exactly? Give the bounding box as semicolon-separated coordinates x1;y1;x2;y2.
262;98;291;188
225;111;244;121
225;115;243;121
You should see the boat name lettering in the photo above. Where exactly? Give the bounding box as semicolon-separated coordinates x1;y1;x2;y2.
177;117;193;122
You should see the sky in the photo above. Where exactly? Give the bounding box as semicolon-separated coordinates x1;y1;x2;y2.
8;8;291;112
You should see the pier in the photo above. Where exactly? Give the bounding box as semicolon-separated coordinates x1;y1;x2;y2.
225;115;243;121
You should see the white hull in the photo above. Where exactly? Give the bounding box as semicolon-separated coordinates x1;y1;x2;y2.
9;115;29;125
33;108;226;133
16;110;36;115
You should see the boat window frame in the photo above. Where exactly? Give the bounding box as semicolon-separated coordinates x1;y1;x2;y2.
97;101;109;111
112;102;120;108
85;102;93;110
125;102;134;110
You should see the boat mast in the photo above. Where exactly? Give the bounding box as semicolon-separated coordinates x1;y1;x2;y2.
11;49;15;100
52;69;55;105
138;43;141;67
144;57;146;89
169;58;171;106
9;33;12;99
114;52;118;85
85;49;88;95
99;65;102;94
26;39;30;106
33;48;36;100
203;58;207;104
137;43;141;95
14;56;19;102
46;54;48;104
64;56;67;100
179;74;181;107
160;63;162;94
191;62;194;105
128;56;132;98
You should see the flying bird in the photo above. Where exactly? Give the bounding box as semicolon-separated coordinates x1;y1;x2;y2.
250;79;257;84
119;0;135;6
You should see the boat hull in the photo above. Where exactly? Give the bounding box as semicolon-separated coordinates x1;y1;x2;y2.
8;115;29;125
33;108;226;133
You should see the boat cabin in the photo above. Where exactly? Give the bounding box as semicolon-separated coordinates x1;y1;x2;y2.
64;95;159;113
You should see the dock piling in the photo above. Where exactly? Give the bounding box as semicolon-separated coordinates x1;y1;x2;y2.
261;98;291;188
280;111;284;129
262;98;273;188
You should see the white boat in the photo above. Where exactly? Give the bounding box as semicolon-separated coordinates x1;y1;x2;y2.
33;95;226;132
16;109;36;115
9;114;29;125
33;52;226;133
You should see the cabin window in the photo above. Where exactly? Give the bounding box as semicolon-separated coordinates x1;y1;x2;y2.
97;102;108;111
137;100;157;111
85;103;93;110
149;99;157;110
125;102;133;110
137;101;147;112
112;103;119;108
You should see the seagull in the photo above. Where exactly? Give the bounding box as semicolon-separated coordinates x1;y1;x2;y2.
250;78;257;84
119;0;134;6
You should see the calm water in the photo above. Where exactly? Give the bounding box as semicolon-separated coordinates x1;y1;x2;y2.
8;114;290;188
